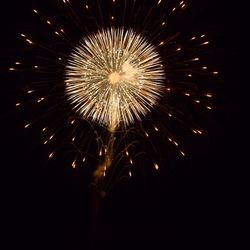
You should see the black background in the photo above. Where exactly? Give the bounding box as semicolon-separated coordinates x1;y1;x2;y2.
0;0;242;249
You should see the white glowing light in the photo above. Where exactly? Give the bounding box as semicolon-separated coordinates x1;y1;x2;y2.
65;27;165;130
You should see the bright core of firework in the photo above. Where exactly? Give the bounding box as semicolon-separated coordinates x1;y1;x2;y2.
65;27;165;129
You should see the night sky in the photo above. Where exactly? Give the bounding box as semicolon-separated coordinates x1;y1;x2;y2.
1;0;242;249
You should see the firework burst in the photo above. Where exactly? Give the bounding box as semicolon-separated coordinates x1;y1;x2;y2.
9;0;219;194
65;27;165;130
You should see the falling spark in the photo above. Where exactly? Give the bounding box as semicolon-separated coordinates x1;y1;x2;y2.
205;93;213;98
192;57;199;61
49;152;54;159
154;163;159;170
180;151;185;156
49;134;55;140
26;39;33;45
37;97;45;103
201;41;209;45
24;123;31;128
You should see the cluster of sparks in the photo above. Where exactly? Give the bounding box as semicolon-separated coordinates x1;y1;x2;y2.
9;0;219;191
65;28;165;130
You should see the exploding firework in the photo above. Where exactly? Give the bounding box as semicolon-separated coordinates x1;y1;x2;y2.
65;27;165;130
9;0;219;194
